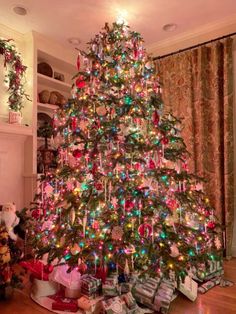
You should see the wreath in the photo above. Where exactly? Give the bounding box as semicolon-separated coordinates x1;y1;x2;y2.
0;38;29;112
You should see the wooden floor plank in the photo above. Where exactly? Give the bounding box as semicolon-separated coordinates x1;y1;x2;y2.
0;259;235;314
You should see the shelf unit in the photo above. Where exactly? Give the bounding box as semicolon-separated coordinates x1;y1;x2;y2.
36;44;77;179
37;102;59;112
37;73;72;93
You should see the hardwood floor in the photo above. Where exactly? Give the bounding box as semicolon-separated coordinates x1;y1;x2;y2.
0;259;236;314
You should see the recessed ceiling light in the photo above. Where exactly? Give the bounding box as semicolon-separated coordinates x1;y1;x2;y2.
13;6;27;16
68;37;81;45
163;23;177;32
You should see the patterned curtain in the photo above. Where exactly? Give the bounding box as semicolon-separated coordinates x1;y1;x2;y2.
156;38;234;258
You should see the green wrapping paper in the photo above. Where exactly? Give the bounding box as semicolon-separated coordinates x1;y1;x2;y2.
153;279;175;314
101;296;127;314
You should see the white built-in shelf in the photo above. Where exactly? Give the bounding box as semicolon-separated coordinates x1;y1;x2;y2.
37;73;72;93
38;102;59;111
0;122;33;136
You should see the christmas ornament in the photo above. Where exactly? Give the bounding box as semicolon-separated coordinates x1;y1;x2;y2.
76;77;86;89
71;243;81;255
214;236;222;250
148;159;156;169
96;106;107;116
78;262;87;274
111;196;118;208
112;226;124;240
70;208;76;224
138;223;152;238
72;149;83;158
207;221;216;229
44;184;54;196
152;111;159;126
124;244;135;255
170;243;180;257
134;83;142;93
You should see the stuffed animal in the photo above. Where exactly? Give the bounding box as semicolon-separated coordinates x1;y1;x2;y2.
0;225;10;266
0;203;20;241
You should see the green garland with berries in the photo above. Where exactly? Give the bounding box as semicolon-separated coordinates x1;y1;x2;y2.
0;38;29;111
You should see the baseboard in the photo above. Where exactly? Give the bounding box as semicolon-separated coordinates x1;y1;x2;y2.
231;245;236;257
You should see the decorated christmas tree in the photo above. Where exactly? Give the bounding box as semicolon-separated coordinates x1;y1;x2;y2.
28;22;223;287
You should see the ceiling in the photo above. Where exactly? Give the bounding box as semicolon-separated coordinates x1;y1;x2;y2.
0;0;235;53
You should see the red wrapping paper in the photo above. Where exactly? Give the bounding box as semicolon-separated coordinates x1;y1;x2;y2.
51;298;78;312
20;260;53;281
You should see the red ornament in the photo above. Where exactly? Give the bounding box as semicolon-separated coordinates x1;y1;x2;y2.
31;209;41;219
78;262;87;274
207;221;216;229
77;55;80;70
91;163;98;175
71;117;77;131
134;163;141;170
161;137;169;145
166;199;178;210
138;223;152;237
95;182;103;190
76;77;86;89
152;111;159;126
92;220;99;230
125;200;135;211
149;159;156;169
72;149;83;158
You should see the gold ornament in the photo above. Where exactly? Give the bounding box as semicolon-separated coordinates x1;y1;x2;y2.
135;83;142;93
71;243;81;255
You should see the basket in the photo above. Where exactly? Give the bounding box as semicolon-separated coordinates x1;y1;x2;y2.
38;62;53;77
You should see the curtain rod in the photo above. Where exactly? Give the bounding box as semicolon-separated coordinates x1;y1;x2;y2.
154;31;236;60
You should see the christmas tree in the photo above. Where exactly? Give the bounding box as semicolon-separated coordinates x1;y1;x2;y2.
29;22;222;282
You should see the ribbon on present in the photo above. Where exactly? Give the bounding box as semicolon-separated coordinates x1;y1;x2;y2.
20;260;53;281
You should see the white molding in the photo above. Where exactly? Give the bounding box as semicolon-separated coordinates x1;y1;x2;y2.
0;23;24;42
0;122;33;136
147;13;236;57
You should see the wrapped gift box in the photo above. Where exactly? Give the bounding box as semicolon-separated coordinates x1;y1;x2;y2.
102;283;119;297
178;276;198;301
101;296;127;314
78;295;103;314
122;292;137;310
102;275;120;297
153;279;175;314
51;297;78;312
131;283;156;308
81;275;102;297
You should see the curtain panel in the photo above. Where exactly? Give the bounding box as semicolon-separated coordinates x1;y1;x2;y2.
156;38;234;257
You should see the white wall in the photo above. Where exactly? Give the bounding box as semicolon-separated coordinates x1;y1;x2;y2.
0;24;33;210
0;133;25;210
